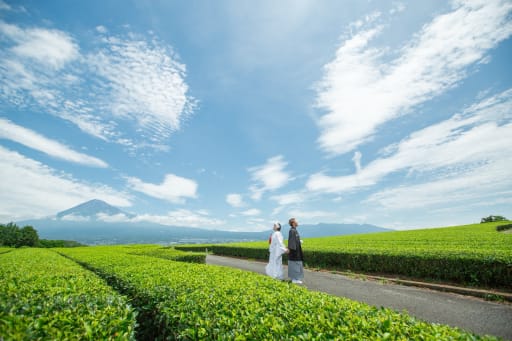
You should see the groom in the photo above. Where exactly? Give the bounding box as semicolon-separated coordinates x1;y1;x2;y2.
287;218;304;284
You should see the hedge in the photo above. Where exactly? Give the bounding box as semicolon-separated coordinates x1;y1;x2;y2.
176;222;512;288
496;224;512;232
58;246;495;340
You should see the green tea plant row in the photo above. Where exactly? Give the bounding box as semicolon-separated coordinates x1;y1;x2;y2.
106;244;206;263
0;248;137;340
176;222;512;288
58;247;494;340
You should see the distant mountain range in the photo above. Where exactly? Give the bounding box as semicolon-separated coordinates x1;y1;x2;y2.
17;199;390;245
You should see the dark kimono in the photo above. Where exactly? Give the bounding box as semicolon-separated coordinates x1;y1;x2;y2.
287;227;304;281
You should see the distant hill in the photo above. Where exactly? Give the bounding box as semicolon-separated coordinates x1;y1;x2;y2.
17;199;390;245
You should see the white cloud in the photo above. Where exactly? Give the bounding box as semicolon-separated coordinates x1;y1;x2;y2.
226;193;245;207
0;21;79;70
352;151;362;173
127;173;197;203
88;35;195;142
58;108;118;142
270;192;305;206
308;88;512;207
366;158;512;209
248;155;292;200
0;146;131;221
269;191;318;218
240;208;261;216
315;0;512;155
95;25;107;34
0;20;194;151
60;214;90;222
0;118;108;167
96;212;131;223
84;208;225;228
133;209;224;228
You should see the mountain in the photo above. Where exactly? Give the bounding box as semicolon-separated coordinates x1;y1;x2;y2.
17;200;390;245
56;199;135;220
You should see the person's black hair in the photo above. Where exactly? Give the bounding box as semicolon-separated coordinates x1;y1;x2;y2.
276;223;281;231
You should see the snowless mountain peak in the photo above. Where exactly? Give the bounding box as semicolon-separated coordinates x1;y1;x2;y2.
56;199;134;220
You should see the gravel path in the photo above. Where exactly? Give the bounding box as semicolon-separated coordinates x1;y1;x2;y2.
207;254;512;340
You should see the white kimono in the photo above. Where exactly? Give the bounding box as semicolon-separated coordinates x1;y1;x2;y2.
265;230;287;279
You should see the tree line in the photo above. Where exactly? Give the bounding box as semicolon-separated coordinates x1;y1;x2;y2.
0;223;84;248
480;215;508;223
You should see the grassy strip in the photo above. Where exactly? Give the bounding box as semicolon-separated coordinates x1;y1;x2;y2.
176;222;512;288
58;246;495;340
0;247;12;254
0;248;136;340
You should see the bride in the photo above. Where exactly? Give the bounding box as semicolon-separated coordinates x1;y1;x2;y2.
265;222;288;280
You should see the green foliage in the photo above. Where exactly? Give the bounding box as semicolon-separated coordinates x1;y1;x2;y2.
0;222;21;247
38;239;86;248
1;222;83;248
17;225;39;247
177;222;512;288
83;244;206;263
0;223;39;247
481;215;507;223
131;245;206;263
0;248;137;340
0;247;12;254
58;246;494;340
496;224;512;232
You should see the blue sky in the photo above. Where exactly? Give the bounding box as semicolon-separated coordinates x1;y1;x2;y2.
1;0;511;231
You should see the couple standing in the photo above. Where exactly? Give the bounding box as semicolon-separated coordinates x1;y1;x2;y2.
265;218;304;284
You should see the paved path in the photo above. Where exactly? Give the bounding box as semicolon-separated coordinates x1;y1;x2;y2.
207;255;512;340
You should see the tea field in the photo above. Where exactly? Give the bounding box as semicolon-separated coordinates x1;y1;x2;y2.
0;248;137;340
0;245;500;340
176;222;512;288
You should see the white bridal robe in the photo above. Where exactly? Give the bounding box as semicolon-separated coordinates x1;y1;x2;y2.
265;231;287;279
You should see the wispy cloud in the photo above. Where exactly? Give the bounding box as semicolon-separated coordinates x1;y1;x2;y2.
226;193;245;207
0;146;131;221
0;21;80;111
269;190;317;218
133;209;224;228
126;173;198;203
366;159;512;210
240;208;261;216
315;0;512;155
270;191;305;206
92;208;224;228
88;34;195;142
0;20;194;151
60;214;90;222
308;88;512;207
0;118;108;167
96;212;131;223
95;25;107;34
248;155;292;200
0;20;79;69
